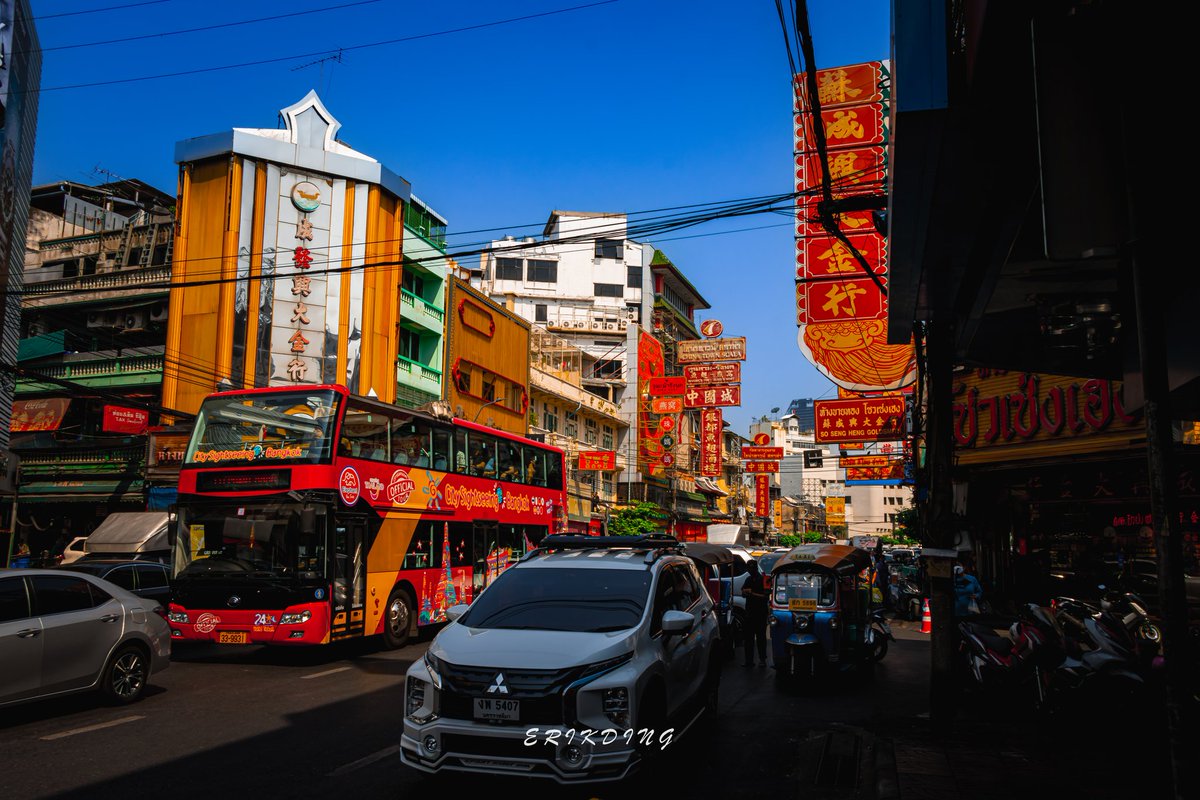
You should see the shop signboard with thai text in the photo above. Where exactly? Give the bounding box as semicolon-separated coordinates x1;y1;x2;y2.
952;369;1142;465
677;337;747;363
684;363;740;386
102;405;150;435
814;397;906;443
578;451;616;471
741;446;784;460
649;376;686;396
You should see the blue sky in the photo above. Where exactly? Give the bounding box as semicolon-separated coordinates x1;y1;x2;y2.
29;0;889;434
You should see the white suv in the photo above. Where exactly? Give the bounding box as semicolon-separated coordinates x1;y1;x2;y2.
401;535;722;784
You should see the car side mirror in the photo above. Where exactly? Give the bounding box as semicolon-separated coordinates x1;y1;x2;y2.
661;609;694;636
446;604;470;623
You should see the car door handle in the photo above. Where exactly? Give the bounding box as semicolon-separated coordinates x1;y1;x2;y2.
100;614;120;623
17;628;40;638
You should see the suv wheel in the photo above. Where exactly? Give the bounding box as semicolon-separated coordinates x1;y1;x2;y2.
382;587;415;649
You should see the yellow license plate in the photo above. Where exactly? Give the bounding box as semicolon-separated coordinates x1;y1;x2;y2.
789;598;818;611
218;631;249;644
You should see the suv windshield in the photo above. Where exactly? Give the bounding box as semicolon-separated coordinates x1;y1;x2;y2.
461;567;652;632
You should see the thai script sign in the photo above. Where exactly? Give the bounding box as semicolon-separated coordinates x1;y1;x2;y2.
814;397;905;443
578;451;617;471
649;376;687;396
840;455;892;467
102;405;150;435
676;337;747;363
952;369;1140;465
684;362;741;386
846;461;904;482
741;446;784;460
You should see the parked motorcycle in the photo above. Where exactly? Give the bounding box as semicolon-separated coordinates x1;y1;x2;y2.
890;577;924;621
958;603;1063;707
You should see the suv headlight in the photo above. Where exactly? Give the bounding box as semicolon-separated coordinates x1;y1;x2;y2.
407;677;427;718
424;652;444;690
603;687;630;728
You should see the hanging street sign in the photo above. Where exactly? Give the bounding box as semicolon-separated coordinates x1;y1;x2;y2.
684;362;741;387
677;337;747;363
744;461;780;474
651;397;684;414
741;446;784;460
700;319;724;338
648;376;687;396
814;397;906;443
683;385;741;408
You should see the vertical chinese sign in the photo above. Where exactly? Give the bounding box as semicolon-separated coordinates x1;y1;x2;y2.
637;330;668;475
755;475;770;518
794;61;916;392
271;180;326;386
700;408;722;476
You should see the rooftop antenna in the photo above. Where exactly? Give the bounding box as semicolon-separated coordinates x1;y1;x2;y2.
290;48;343;98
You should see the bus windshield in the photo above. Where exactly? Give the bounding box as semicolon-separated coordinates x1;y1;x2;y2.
174;500;326;580
185;389;341;466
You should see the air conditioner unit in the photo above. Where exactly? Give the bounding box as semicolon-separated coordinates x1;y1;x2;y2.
618;319;628;329
149;303;168;322
86;312;114;329
604;322;616;331
120;310;149;332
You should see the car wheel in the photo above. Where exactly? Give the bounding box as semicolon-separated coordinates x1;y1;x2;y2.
102;644;149;704
383;587;415;649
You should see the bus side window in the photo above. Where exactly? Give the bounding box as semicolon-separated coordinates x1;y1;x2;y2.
546;452;563;489
524;449;545;487
431;428;452;472
454;430;469;474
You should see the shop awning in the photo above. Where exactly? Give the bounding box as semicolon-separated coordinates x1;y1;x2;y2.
18;478;144;503
695;477;728;496
85;511;169;554
10;398;71;432
679;490;707;503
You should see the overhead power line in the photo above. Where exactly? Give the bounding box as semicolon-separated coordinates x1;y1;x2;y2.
32;0;171;21
19;0;621;94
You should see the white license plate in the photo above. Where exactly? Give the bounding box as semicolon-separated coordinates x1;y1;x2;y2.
473;697;520;721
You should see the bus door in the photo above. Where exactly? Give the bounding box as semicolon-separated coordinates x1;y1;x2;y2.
472;521;500;597
331;516;367;639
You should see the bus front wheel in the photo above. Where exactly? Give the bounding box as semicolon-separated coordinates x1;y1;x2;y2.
383;587;415;649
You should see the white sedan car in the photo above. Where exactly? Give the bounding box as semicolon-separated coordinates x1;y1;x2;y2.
0;568;172;708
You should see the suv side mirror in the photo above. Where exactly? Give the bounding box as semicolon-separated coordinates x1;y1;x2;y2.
446;604;470;623
661;609;694;636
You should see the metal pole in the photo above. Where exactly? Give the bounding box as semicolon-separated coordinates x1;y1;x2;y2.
3;498;15;568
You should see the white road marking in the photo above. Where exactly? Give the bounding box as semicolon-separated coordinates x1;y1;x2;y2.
327;745;401;776
300;666;352;680
40;715;144;741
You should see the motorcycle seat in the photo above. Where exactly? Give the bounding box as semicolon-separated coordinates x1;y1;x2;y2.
962;622;1013;653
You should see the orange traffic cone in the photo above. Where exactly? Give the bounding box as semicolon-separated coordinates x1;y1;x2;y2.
919;598;932;634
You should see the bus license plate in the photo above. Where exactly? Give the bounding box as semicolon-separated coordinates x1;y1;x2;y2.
218;631;249;644
474;697;520;722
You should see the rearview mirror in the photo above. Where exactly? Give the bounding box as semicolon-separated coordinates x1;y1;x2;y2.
446;604;470;623
661;609;694;636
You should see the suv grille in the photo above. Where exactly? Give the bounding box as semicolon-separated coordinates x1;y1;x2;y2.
439;663;583;725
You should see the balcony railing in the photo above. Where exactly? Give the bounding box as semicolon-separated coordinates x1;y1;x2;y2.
23;265;171;298
397;355;442;387
400;288;445;324
18;354;164;390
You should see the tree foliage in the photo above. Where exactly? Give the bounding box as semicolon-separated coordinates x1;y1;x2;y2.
777;531;823;547
608;502;663;537
892;506;919;543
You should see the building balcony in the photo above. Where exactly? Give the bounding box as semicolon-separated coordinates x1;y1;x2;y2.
396;355;442;391
400;288;445;331
17;352;164;392
530;369;622;422
23;265;171;309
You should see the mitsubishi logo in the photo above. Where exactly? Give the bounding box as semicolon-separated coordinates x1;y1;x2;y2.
486;673;508;694
227;595;241;607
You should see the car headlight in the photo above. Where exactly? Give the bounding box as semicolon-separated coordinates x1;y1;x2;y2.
792;613;810;631
424;652;444;690
279;610;311;625
603;687;630;728
168;611;189;624
407;677;427;718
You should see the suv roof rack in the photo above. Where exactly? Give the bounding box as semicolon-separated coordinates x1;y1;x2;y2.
522;534;682;563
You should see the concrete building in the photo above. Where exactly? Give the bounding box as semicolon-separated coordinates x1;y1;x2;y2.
785;397;816;432
396;196;449;408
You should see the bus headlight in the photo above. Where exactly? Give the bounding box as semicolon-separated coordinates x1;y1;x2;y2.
168;611;189;624
280;610;311;624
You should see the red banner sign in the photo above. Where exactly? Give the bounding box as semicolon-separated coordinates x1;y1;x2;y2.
796;278;888;324
794;62;886;114
638;331;667;476
741;446;784;460
744;461;780;474
755;475;770;517
840;455;894;468
814;397;906;443
796;232;887;282
700;408;722;476
102;405;150;435
684;363;741;386
846;462;905;482
651;397;684;414
648;376;687;396
578;451;617;471
676;337;747;363
683;385;741;408
10;398;71;432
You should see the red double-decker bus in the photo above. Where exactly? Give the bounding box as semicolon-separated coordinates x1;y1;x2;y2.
167;384;566;647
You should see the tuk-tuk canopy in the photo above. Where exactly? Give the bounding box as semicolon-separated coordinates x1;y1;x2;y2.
773;544;872;577
681;542;740;568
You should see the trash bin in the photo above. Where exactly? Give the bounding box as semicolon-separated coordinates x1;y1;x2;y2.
12;556;31;568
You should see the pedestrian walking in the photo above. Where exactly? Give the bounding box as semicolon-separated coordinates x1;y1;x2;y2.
741;559;770;666
953;563;983;617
